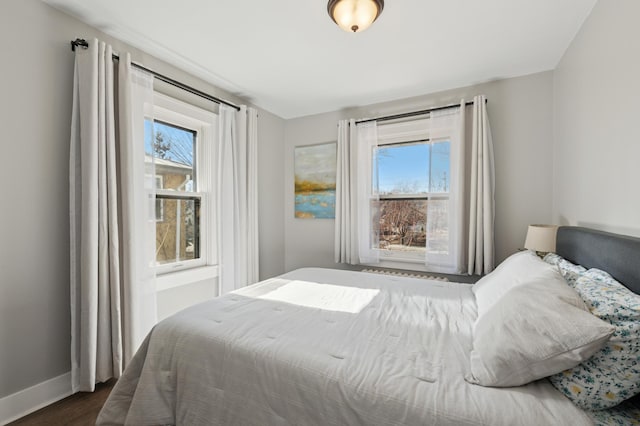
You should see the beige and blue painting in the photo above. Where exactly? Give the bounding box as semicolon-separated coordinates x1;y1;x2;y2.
295;142;336;219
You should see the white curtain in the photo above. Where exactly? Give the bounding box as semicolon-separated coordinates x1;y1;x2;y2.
334;119;358;264
117;54;157;363
425;103;465;273
217;105;259;295
468;94;495;275
356;122;380;264
334;120;379;264
70;39;156;392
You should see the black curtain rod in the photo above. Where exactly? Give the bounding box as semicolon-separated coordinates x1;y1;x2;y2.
70;38;241;111
355;99;486;124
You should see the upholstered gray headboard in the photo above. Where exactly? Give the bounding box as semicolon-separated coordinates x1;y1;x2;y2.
556;226;640;295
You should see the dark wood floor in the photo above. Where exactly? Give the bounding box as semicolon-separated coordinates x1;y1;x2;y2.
8;380;115;426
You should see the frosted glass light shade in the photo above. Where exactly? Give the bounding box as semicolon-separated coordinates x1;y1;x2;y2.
524;224;558;253
328;0;384;33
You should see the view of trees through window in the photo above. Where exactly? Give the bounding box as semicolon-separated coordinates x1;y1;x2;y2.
375;199;427;252
374;141;450;255
144;119;199;265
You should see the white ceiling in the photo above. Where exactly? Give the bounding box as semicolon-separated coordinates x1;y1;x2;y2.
43;0;596;119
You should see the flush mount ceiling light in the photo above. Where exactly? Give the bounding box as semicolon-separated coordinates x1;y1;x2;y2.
327;0;384;33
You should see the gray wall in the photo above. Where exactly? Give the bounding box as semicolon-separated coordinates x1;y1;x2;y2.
257;109;286;279
0;0;285;398
284;72;554;273
553;0;640;237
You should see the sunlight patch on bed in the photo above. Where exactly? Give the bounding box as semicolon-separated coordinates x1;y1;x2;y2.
258;280;379;313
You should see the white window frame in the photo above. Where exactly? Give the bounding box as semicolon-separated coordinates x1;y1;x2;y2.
364;118;456;272
154;176;164;222
148;93;219;290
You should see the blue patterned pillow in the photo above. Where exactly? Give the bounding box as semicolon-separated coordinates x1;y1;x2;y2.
548;269;640;410
543;253;587;287
587;399;640;425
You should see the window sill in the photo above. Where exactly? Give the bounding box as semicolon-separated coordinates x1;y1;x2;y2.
368;258;459;275
156;265;219;292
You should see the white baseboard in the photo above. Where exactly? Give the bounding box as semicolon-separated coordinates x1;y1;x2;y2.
0;372;72;425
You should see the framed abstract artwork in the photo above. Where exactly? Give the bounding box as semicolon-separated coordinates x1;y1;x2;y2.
294;142;337;219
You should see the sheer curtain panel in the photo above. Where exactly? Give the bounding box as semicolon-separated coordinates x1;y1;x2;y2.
425;103;465;273
217;105;259;295
467;95;495;275
117;54;157;364
70;39;156;392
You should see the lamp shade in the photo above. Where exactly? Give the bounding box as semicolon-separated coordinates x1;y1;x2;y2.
524;224;558;253
328;0;384;33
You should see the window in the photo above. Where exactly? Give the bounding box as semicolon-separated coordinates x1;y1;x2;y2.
364;116;460;272
144;93;217;280
375;139;450;254
146;120;199;266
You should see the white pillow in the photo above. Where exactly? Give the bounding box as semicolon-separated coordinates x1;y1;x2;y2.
473;250;559;320
467;275;615;387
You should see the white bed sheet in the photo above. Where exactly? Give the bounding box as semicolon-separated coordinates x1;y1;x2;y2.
97;268;594;425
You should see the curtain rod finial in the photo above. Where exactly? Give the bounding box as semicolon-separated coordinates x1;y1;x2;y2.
71;38;89;52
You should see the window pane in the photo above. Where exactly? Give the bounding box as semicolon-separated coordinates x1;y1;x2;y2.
377;144;429;195
430;141;450;193
145;119;197;192
155;198;200;265
426;198;449;255
374;199;427;252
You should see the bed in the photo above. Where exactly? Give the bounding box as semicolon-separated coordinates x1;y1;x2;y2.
97;226;640;425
